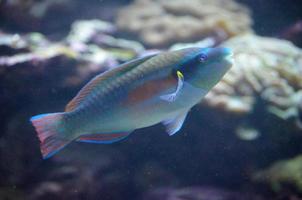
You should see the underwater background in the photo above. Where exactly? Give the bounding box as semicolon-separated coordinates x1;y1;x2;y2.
1;0;302;199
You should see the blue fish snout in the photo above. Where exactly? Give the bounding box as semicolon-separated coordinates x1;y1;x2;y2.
202;47;234;69
211;47;233;58
221;47;233;57
200;47;233;62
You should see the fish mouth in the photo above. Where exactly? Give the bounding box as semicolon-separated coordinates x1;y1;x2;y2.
220;47;234;69
220;47;233;57
202;47;234;71
224;53;234;68
207;47;234;66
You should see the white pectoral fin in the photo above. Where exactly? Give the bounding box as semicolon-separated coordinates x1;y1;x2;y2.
160;71;184;102
162;110;189;136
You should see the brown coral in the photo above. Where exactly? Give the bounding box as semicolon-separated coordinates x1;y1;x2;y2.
116;0;253;48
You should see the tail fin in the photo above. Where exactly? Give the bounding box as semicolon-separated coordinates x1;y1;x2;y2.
30;113;70;159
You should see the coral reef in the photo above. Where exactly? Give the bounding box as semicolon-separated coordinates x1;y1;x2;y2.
203;34;302;128
0;19;144;85
116;0;252;48
253;155;302;193
0;33;76;67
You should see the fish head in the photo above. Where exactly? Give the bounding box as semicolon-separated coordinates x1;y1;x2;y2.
177;47;233;90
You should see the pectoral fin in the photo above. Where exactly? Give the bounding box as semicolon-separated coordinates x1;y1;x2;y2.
77;132;132;144
160;70;184;102
162;111;189;136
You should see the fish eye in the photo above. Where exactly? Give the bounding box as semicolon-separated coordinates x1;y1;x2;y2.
198;54;208;62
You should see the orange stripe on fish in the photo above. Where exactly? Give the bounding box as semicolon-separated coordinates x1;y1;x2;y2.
124;75;177;105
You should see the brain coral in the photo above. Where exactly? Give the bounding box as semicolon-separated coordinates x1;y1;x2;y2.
116;0;252;48
203;34;302;127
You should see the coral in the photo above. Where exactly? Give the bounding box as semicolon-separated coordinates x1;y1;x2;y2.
116;0;252;48
202;34;302;127
253;155;302;192
0;32;28;49
0;19;145;85
66;19;145;58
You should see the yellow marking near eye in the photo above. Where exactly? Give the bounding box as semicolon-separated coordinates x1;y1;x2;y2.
177;70;184;79
125;75;177;105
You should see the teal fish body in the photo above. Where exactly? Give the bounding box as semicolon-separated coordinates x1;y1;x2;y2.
30;47;233;158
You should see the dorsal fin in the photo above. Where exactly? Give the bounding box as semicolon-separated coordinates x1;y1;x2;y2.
65;54;157;112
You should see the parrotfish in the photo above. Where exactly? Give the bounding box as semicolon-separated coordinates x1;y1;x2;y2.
30;47;233;159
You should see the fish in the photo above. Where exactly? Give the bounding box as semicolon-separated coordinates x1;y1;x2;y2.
30;47;233;159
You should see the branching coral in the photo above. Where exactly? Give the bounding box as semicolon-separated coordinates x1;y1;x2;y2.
203;34;302;127
116;0;252;48
66;20;145;59
0;34;77;67
0;20;145;85
0;32;28;49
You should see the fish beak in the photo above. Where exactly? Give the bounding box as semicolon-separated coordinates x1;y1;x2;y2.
218;47;234;69
221;47;233;57
205;47;233;60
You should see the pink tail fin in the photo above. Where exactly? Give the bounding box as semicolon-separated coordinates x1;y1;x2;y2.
30;113;70;159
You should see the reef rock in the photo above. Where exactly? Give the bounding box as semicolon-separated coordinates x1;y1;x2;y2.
116;0;252;48
0;19;144;86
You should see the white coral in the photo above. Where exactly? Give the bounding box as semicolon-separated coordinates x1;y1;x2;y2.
116;0;252;47
203;34;302;125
